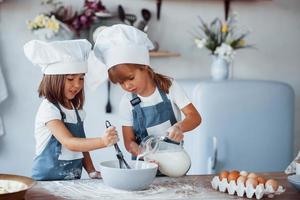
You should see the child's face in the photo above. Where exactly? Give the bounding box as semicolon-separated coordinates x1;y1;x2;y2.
64;74;85;100
113;64;153;96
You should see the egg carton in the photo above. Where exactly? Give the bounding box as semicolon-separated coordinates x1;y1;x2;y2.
211;176;285;199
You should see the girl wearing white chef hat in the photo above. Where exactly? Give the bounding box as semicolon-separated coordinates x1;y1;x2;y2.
90;24;201;161
24;39;119;181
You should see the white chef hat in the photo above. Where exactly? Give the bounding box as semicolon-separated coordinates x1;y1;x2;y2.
24;39;91;75
86;24;154;90
93;24;154;69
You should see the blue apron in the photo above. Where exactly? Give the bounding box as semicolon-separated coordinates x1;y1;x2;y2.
32;103;85;181
131;87;177;151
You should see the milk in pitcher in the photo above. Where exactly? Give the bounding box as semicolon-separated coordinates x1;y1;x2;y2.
145;150;191;177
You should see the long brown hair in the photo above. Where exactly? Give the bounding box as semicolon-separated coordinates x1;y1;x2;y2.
38;74;84;109
108;64;173;93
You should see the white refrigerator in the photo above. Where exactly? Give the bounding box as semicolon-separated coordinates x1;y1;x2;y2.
183;80;294;175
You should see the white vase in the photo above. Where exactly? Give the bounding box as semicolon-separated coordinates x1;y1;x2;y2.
210;56;230;81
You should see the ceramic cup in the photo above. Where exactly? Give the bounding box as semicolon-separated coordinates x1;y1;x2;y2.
296;160;300;175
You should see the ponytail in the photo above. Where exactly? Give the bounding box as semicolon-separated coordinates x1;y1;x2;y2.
146;66;173;93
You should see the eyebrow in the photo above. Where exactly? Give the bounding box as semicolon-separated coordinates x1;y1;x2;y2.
66;74;85;78
68;73;85;75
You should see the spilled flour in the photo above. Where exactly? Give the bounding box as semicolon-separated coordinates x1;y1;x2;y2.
35;177;236;200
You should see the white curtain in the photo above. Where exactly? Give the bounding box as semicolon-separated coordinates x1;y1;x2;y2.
0;65;8;136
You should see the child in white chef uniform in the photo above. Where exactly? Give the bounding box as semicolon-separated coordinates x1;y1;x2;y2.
88;24;201;162
24;39;119;181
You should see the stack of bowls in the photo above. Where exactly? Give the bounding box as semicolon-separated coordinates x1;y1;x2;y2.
100;160;158;191
287;175;300;191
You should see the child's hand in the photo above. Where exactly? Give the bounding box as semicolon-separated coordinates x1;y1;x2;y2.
129;141;143;156
167;123;184;142
88;171;101;179
102;126;119;147
146;159;159;167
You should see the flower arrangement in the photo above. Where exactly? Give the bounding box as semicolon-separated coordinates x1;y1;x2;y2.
194;13;251;62
27;14;61;40
43;0;108;36
27;14;60;32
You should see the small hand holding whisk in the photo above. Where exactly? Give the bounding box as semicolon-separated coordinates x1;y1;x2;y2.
105;120;131;169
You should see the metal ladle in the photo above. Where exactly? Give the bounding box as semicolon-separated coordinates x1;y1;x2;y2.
105;120;131;169
141;9;151;32
137;9;151;32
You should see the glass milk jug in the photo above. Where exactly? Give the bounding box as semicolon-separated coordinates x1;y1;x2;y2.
139;135;191;177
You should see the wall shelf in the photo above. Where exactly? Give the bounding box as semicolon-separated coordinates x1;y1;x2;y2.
149;51;180;57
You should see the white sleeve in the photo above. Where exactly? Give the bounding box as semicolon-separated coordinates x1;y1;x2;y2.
37;100;62;125
170;80;191;109
118;94;133;127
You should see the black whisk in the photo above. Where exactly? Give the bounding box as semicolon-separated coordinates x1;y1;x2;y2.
105;120;131;169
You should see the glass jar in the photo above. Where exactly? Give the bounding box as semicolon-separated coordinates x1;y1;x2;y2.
139;135;191;177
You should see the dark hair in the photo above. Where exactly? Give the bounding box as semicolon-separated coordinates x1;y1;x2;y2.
108;64;173;93
38;74;84;109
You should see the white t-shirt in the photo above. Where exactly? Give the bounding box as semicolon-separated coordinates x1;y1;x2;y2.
34;99;86;160
119;80;191;136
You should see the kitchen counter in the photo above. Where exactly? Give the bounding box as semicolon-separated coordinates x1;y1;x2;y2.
25;172;298;200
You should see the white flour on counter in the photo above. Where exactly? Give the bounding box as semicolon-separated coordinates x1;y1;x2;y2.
36;177;237;200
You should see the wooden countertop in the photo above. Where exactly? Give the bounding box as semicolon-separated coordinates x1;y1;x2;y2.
25;172;299;200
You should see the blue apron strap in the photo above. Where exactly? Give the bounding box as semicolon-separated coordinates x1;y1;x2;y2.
131;93;147;140
157;87;177;125
74;107;81;123
157;87;169;102
52;103;66;154
53;103;66;121
74;107;86;138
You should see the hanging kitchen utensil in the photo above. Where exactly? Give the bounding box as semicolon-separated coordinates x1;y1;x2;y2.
118;5;126;23
156;0;162;20
137;8;152;32
125;14;137;26
137;20;147;31
105;120;131;169
105;80;112;113
143;9;151;32
142;9;151;22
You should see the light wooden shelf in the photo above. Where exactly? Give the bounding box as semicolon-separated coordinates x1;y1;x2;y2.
149;51;180;57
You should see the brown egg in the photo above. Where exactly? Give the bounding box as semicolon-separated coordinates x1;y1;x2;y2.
237;176;247;186
231;170;240;175
265;179;279;191
227;170;240;183
257;176;266;185
240;170;248;177
219;170;229;180
247;172;258;179
246;177;258;188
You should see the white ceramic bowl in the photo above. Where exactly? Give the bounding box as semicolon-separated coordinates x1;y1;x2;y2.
287;175;300;191
100;160;158;191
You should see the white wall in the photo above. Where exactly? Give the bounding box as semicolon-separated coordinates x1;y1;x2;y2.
0;0;299;177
